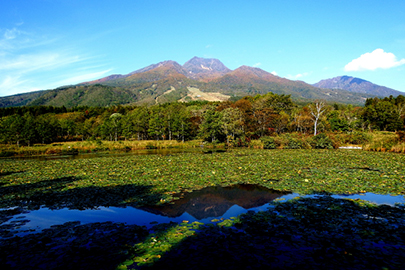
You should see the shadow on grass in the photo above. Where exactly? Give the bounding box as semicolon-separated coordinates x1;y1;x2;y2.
0;221;149;270
0;171;25;187
0;171;24;178
0;176;162;209
0;177;166;270
128;196;405;270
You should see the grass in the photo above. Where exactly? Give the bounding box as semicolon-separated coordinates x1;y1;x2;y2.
1;149;405;209
1;131;404;157
363;131;404;153
0;139;205;157
1;149;405;269
122;197;405;269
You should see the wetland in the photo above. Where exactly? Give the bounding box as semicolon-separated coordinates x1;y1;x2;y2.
1;149;405;269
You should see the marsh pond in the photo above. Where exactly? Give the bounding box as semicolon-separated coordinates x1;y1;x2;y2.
1;149;405;269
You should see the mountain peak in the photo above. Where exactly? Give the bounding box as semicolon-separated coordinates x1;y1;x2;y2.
183;57;231;80
314;76;402;97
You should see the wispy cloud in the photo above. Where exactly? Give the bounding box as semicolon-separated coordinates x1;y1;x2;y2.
0;75;27;91
253;62;261;67
344;49;405;71
0;26;111;96
4;28;21;40
287;72;311;80
0;52;82;72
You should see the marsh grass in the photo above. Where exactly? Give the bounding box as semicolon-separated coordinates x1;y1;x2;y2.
1;149;404;210
2;131;405;157
0;140;204;157
2;149;405;269
363;131;400;152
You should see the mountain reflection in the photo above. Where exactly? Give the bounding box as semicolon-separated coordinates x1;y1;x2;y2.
141;184;290;220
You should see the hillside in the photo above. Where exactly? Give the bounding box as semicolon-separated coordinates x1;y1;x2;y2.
0;57;391;108
314;76;403;97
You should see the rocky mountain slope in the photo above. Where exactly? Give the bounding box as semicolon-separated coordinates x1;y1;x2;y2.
313;76;403;97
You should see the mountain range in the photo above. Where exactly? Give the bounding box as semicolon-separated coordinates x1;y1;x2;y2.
0;57;403;108
313;76;403;97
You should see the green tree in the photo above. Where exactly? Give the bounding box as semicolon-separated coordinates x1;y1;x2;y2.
148;106;166;140
0;114;24;146
110;113;122;141
168;104;191;142
21;113;38;146
199;105;224;142
82;117;99;140
327;110;349;132
221;107;243;144
128;106;150;140
97;111;115;141
36;114;60;144
362;99;403;131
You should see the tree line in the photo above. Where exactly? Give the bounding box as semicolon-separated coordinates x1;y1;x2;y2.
1;93;404;146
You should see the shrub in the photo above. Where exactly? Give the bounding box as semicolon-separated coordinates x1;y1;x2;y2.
350;131;372;145
285;138;303;149
145;143;157;149
61;148;79;155
0;151;17;157
261;136;277;149
397;131;405;142
311;133;333;149
232;136;251;147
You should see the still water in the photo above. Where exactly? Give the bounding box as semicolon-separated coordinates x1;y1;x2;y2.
2;184;404;238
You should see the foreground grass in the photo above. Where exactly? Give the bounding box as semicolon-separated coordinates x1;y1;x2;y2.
1;149;404;210
1;149;405;269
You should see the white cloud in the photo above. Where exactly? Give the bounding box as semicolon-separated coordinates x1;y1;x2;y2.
253;62;261;67
4;28;20;40
271;71;278;76
287;72;311;80
344;48;405;71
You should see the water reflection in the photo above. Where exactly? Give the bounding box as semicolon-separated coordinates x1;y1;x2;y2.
7;148;202;161
141;184;289;219
1;184;404;238
1;184;289;236
332;192;405;205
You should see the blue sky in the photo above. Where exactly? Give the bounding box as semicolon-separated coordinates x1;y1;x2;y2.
1;0;404;97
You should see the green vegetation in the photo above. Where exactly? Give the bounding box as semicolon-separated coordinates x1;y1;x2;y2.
121;197;405;269
1;149;404;209
1;93;405;269
1;149;405;269
1;93;405;156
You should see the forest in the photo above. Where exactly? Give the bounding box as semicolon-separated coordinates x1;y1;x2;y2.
0;93;404;148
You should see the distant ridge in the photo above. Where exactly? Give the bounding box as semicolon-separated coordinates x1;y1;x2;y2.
313;75;403;97
0;57;396;108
